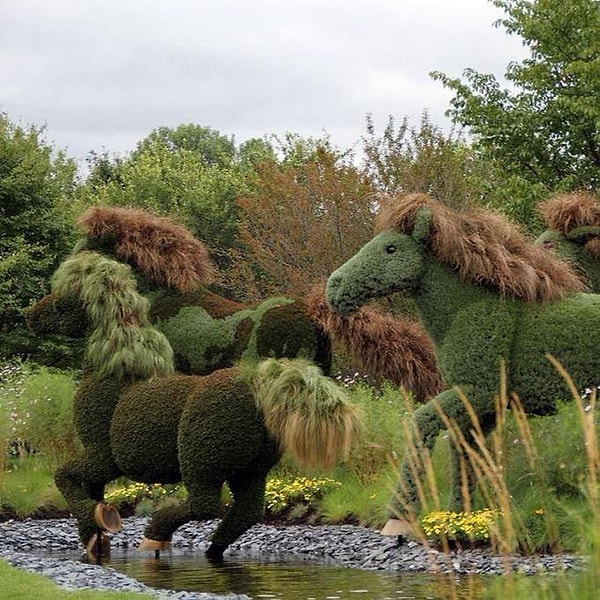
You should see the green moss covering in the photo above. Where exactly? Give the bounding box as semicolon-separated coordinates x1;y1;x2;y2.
536;229;600;292
255;299;319;362
155;296;326;375
327;204;600;518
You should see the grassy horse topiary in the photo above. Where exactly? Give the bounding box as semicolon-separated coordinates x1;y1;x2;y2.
325;193;600;536
32;205;442;401
535;191;600;293
34;250;362;561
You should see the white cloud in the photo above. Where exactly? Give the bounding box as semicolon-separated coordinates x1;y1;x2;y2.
1;0;526;166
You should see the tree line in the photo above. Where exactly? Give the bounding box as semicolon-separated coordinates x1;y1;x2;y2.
1;0;598;363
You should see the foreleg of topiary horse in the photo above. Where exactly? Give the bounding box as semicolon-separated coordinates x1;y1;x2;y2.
206;470;269;562
385;387;493;535
54;451;122;551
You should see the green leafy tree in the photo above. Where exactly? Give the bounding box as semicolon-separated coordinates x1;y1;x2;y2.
132;123;236;168
362;112;485;209
82;126;265;267
431;0;600;226
0;114;78;357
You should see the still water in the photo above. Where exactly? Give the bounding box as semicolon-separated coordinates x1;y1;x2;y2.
103;549;491;599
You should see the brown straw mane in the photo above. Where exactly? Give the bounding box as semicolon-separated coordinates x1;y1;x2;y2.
538;191;600;258
77;206;215;293
376;193;585;303
306;284;443;400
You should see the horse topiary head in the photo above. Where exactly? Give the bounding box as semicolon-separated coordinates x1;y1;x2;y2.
535;191;600;292
327;193;585;315
327;199;433;315
29;250;174;382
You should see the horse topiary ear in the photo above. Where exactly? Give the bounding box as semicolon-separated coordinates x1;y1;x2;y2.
412;206;433;245
566;225;600;243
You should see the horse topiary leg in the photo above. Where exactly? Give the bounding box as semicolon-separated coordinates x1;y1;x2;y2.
141;482;223;551
54;450;122;551
388;386;494;524
206;469;271;562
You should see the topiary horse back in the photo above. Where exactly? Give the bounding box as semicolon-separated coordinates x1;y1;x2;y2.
44;250;361;561
326;193;600;536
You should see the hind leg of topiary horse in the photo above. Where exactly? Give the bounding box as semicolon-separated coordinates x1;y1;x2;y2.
54;449;122;556
139;481;224;553
384;386;496;536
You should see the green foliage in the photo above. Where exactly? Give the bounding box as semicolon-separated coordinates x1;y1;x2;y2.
341;382;410;484
11;366;80;464
0;114;78;354
0;458;67;517
132;123;236;168
0;361;79;466
81;125;261;267
363;112;484;209
431;0;600;212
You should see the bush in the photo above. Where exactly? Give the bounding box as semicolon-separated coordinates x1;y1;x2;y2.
0;361;80;466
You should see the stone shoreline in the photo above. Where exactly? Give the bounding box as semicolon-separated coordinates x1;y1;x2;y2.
0;517;585;599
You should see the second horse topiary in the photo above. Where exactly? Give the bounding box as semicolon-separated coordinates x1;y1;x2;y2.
30;250;362;561
326;193;600;537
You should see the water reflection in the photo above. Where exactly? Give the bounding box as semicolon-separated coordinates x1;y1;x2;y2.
103;549;491;599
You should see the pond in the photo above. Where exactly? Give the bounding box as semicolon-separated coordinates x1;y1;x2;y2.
101;549;492;599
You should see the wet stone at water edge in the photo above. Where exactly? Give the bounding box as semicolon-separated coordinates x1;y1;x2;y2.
0;517;583;598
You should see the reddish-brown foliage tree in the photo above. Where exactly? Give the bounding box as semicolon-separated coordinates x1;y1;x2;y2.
226;146;376;299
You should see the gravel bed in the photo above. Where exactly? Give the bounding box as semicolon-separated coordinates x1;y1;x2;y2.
0;517;585;598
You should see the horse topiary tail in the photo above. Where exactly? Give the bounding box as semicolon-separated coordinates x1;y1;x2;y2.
52;250;174;382
250;358;363;470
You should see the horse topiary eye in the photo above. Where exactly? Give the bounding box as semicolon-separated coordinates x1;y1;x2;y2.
385;244;397;254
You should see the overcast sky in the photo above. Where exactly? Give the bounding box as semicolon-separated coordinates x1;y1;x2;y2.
2;0;526;167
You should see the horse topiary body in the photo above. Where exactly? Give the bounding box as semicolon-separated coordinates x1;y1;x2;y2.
326;193;599;535
37;250;361;560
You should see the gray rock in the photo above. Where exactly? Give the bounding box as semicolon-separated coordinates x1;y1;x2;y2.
0;517;584;597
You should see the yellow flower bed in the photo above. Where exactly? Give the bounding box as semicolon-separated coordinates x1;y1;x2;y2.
421;509;500;542
265;476;341;513
104;476;340;515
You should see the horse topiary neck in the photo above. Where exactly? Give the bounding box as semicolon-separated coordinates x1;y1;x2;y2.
414;257;501;345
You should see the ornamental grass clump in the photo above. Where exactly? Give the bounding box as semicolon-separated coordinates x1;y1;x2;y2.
393;358;600;555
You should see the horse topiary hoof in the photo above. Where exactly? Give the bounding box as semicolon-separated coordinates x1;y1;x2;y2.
94;502;122;532
206;542;226;564
138;537;171;552
86;531;111;560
